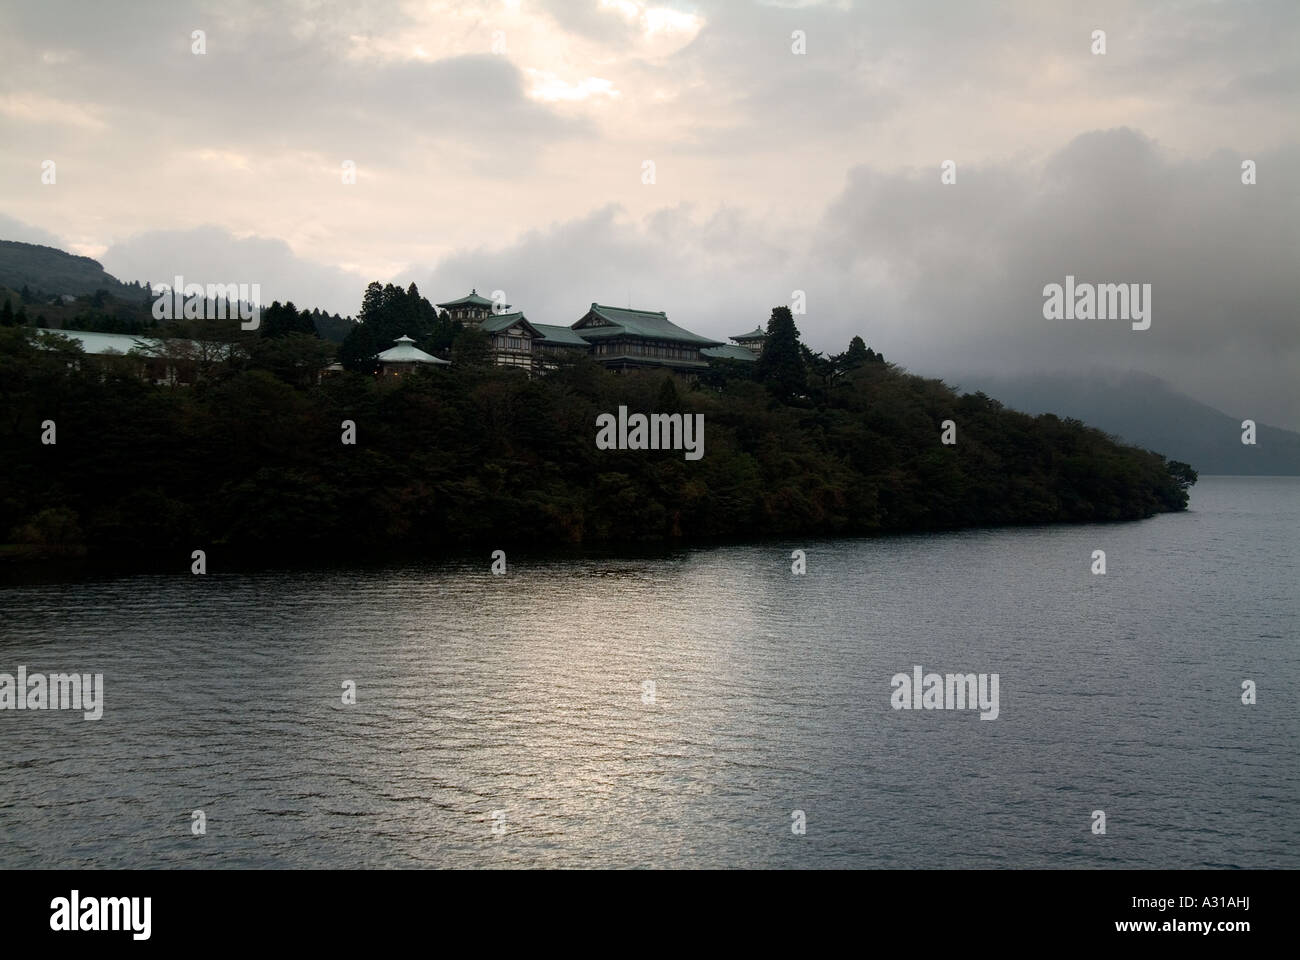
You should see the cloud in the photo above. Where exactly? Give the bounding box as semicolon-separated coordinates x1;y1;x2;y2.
0;1;1295;427
0;213;66;248
419;202;800;337
815;128;1300;429
100;226;370;316
417;127;1299;429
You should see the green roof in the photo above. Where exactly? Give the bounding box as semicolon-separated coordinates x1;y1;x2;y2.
731;327;766;341
531;321;589;346
376;334;449;364
574;303;722;346
479;311;542;337
596;355;711;369
702;344;758;362
437;289;497;309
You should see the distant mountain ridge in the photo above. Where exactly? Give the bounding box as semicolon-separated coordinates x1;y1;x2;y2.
952;371;1300;475
0;240;139;299
0;238;355;342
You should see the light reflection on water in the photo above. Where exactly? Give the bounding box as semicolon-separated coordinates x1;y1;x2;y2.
0;477;1295;868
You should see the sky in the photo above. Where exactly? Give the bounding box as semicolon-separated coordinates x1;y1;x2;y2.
1;0;1297;428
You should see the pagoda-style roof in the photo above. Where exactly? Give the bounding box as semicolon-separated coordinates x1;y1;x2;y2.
731;327;767;341
376;334;449;364
574;303;722;347
479;311;543;338
702;344;759;362
436;289;498;309
531;322;589;347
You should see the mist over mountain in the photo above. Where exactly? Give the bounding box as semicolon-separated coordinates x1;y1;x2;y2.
950;370;1300;476
6;235;1293;478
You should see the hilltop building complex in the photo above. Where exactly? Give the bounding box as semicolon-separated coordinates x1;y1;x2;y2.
426;290;767;375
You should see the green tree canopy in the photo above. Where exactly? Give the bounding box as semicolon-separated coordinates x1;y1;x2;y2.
755;305;806;401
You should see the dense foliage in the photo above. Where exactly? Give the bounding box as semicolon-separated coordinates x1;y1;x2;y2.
338;281;462;372
0;311;1195;564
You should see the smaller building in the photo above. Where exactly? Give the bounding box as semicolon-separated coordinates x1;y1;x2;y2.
701;343;758;363
531;321;590;370
34;327;216;385
436;290;502;326
376;334;449;377
700;326;767;364
479;312;542;372
730;327;767;354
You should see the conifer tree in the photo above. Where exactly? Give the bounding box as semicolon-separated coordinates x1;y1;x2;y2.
755;305;806;401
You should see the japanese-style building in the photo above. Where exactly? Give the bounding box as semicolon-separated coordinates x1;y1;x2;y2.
729;327;768;354
478;312;543;372
530;320;591;369
701;326;766;363
423;290;764;375
436;289;500;325
32;327;231;385
569;303;723;372
376;334;450;377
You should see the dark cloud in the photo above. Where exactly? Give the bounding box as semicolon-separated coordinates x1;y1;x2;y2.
816;129;1300;428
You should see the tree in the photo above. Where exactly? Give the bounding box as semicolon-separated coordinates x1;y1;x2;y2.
451;326;491;366
20;284;33;304
0;298;13;327
247;332;336;387
801;344;836;402
260;300;317;339
339;283;387;372
1166;459;1198;490
755;305;806;401
842;335;868;368
656;375;680;410
355;282;381;323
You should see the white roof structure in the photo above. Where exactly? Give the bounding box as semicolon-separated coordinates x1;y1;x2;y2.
376;334;449;365
35;328;162;355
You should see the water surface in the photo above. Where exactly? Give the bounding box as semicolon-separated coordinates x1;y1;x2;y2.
1;476;1295;868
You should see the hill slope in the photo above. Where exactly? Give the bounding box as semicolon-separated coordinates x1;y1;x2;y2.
0;240;141;299
953;371;1300;476
0;325;1193;562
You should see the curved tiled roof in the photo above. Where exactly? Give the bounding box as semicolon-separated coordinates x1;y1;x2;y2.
702;343;759;362
437;289;497;309
376;334;449;364
531;321;589;346
575;303;722;346
479;311;544;338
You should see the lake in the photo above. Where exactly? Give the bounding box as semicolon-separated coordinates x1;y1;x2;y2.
0;475;1295;868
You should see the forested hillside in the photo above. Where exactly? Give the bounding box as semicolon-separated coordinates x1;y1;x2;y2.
0;304;1195;566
